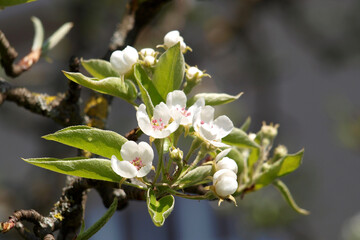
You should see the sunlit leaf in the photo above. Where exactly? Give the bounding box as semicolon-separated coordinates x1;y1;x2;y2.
222;127;260;149
134;64;154;116
175;165;212;188
146;189;175;227
81;59;120;79
187;92;243;106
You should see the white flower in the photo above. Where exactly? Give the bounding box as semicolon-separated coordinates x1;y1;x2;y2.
136;102;181;139
213;169;238;198
110;46;139;75
193;105;234;147
166;90;205;126
140;48;157;66
186;66;204;80
111;141;154;178
163;30;187;53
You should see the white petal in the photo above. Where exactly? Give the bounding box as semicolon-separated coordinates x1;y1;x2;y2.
153;102;171;124
111;155;137;178
110;50;128;74
215;176;238;198
210;140;230;148
199;124;217;141
200;106;215;123
137;164;152;177
164;30;180;48
140;48;155;57
213;115;234;139
217;157;238;174
138;141;154;165
136;104;153;136
213;169;237;183
122;46;139;65
120;141;139;162
166;90;186;109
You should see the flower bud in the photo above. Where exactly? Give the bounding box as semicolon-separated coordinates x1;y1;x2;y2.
274;145;288;158
163;30;187;53
213;169;238;198
170;148;183;163
110;46;139;75
216;157;238;174
186;66;204;80
261;122;279;139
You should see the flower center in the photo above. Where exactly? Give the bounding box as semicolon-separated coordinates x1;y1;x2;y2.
151;118;166;131
176;107;191;117
130;157;144;170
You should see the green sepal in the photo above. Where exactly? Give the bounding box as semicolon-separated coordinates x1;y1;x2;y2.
255;149;304;189
152;42;184;100
174;165;212;189
63;71;137;103
222;127;260;148
77;197;118;240
23;157;123;183
187;92;243;106
146;189;175;227
81;59;120;79
42;125;127;160
273;179;310;215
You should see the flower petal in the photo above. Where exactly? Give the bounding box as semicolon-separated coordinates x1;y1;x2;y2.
137;164;152;177
138;141;154;165
215;175;238;198
153;102;171;123
217;157;238;174
199;106;215;123
213;115;234;139
120;141;139;162
213;169;237;183
166;90;186;109
214;148;232;162
111;155;137;178
137;104;153;136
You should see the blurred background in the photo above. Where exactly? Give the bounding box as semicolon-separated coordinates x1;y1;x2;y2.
1;0;360;239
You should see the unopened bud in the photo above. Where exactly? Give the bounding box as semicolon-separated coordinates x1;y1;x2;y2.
261;122;279;139
170;148;183;163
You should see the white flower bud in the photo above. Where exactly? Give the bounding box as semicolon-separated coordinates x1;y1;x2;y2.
261;122;279;139
186;66;204;80
213;169;238;198
140;48;156;57
216;157;238;174
274;145;288;158
144;56;156;66
110;46;139;75
163;30;187;52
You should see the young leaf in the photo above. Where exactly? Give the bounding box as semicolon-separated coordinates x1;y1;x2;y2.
273;179;310;215
255;149;304;189
23;157;123;183
146;189;175;227
187;92;243;106
63;71;137;102
77;198;118;240
175;165;212;189
42;126;127;159
222;127;260;149
152;43;184;100
133;64;154;116
240;116;251;132
30;17;44;51
81;59;120;79
42;22;73;53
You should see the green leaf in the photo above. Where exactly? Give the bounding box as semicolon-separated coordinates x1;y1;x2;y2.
227;147;245;174
23;157;123;182
42;126;127;160
255;149;304;189
146;189;175;227
187;92;243;106
134;63;164;106
77;198;118;240
63;71;137;102
0;0;36;8
30;17;44;51
81;59;120;79
273;179;310;215
240;116;251;132
152;43;185;100
133;64;154;116
222;127;260;148
42;22;73;53
175;165;212;188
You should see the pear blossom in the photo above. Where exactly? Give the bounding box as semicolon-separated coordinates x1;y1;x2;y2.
193;105;234;147
110;46;139;75
140;48;157;66
111;141;154;178
166;90;205;126
213;169;238;198
163;30;187;53
136;102;181;139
